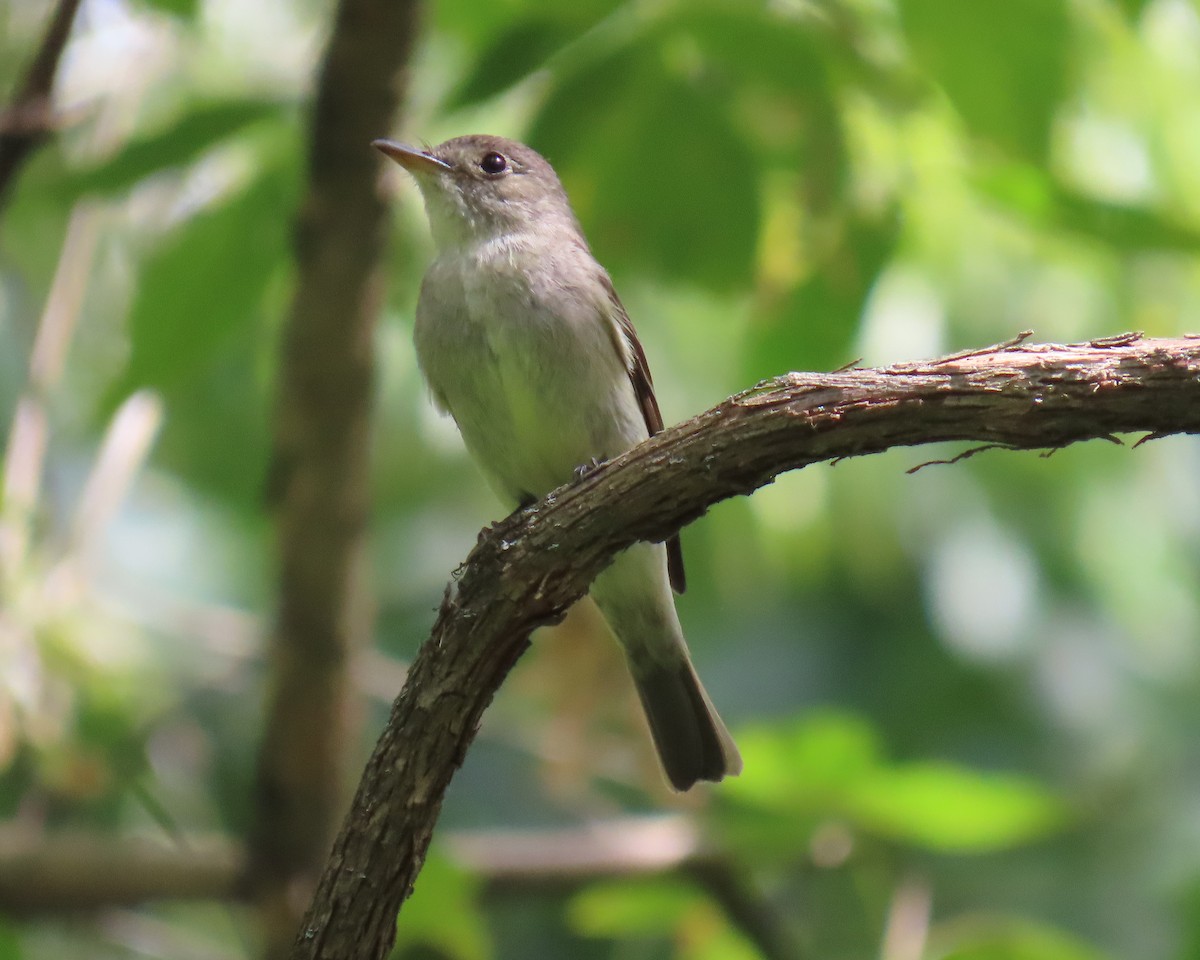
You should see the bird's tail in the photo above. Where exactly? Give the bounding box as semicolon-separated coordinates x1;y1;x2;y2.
629;653;742;791
590;543;742;791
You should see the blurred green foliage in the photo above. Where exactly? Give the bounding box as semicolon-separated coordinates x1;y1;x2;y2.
2;0;1200;958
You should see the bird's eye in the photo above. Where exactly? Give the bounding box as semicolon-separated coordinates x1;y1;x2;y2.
479;152;508;175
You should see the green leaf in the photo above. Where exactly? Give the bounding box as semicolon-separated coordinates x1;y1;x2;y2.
973;163;1057;220
684;925;763;960
445;18;589;110
61;99;288;199
116;167;291;397
571;878;765;959
722;714;1066;856
1050;188;1200;252
133;0;201;19
149;345;275;507
899;0;1070;161
722;711;882;808
432;0;618;50
1111;0;1154;22
846;763;1066;852
105;164;295;506
568;877;702;937
530;44;759;290
544;78;757;289
395;851;490;960
937;916;1113;960
976;164;1200;252
743;209;900;379
0;920;21;960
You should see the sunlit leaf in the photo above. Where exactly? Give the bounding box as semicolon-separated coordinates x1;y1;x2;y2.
133;0;201;19
972;163;1057;220
1111;0;1154;22
569;877;701;936
684;924;764;960
571;877;766;958
395;851;490;960
846;763;1066;852
899;0;1070;161
722;711;882;808
937;915;1113;960
721;714;1064;856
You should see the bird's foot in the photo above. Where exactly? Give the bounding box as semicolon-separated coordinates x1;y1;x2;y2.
573;457;606;481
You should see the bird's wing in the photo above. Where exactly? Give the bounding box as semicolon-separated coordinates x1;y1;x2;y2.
599;273;687;595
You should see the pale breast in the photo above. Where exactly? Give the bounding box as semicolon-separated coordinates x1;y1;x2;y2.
414;244;647;507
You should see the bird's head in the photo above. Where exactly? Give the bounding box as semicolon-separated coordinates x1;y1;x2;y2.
373;134;578;249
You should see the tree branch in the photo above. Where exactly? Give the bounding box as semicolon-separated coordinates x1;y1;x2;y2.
0;0;83;209
290;333;1200;960
0;835;242;915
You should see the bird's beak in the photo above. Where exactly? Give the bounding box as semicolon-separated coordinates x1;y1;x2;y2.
372;139;452;175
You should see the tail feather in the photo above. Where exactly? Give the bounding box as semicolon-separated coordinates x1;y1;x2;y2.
589;542;741;791
632;658;742;791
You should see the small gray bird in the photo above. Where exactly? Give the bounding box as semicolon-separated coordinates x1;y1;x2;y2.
374;134;741;791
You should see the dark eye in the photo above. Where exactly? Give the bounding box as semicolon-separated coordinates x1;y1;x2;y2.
479;152;508;174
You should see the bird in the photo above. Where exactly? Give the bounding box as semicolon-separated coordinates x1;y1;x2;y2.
373;134;741;791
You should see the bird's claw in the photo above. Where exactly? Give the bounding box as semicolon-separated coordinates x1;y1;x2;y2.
573;457;605;481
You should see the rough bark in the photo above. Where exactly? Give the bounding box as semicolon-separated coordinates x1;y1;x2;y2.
251;0;421;954
288;332;1200;959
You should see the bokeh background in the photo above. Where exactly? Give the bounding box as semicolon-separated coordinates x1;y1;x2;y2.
3;0;1200;957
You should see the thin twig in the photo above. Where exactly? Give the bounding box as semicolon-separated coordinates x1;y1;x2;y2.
686;860;804;960
0;204;100;581
1088;331;1143;348
926;330;1034;365
880;875;931;960
906;443;1009;474
0;0;85;208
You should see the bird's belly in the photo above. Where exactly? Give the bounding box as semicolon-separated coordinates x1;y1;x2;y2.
416;270;643;506
451;340;614;502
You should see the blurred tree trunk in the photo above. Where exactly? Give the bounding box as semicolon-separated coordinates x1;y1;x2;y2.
250;0;422;956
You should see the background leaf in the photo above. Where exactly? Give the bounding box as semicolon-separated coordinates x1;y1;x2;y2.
899;0;1070;161
847;764;1065;852
131;0;201;20
61;100;290;200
